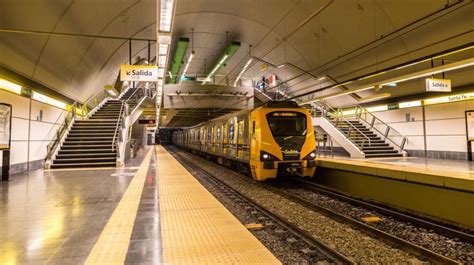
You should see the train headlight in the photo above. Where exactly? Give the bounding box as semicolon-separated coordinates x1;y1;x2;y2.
303;151;317;160
260;151;279;161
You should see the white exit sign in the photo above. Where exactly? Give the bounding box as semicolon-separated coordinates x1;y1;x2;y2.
425;78;451;92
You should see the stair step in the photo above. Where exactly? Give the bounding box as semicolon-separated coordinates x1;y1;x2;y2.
53;157;116;164
56;153;116;159
359;143;390;147
362;144;393;150
50;161;117;169
61;145;115;150
65;138;113;142
68;133;116;136
58;149;115;154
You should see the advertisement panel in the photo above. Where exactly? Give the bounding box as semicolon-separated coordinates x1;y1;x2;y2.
0;103;12;150
120;65;160;82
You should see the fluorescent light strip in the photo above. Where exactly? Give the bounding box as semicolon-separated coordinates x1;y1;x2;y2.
366;105;388;112
399;100;422;108
180;52;195;84
159;44;169;55
0;78;22;94
381;59;474;86
233;58;253;86
31;91;67;110
157;68;165;78
204;54;229;83
159;0;174;32
303;58;474;105
158;55;167;67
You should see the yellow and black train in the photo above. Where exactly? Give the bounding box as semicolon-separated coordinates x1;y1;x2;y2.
173;101;316;181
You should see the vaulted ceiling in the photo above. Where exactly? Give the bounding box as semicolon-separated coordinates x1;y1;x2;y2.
1;0;473;106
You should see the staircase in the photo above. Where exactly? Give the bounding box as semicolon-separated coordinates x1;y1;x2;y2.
329;118;402;158
50;100;124;168
121;87;141;110
312;102;406;158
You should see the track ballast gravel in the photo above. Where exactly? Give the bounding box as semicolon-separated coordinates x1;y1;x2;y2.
170;148;423;264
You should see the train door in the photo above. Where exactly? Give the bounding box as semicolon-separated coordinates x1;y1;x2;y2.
216;124;222;155
223;122;228;157
229;119;236;158
237;119;244;159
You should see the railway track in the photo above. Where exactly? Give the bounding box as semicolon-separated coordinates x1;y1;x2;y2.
169;148;354;264
169;147;473;264
264;181;463;265
294;178;474;244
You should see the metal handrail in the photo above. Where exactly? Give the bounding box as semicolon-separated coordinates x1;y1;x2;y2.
45;110;75;161
82;90;108;116
353;105;407;150
112;101;125;151
313;101;372;147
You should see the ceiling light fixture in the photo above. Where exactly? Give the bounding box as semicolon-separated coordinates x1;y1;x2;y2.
203;54;229;84
302;58;474;104
31;91;67;110
0;78;22;94
180;51;194;77
159;0;174;32
233;58;253;87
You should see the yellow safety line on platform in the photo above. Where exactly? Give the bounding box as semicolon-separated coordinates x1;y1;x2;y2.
156;146;280;264
85;149;153;265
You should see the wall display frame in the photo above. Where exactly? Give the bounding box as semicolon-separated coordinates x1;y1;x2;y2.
0;103;12;150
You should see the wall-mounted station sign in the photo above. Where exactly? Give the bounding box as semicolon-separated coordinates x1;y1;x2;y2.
425;78;451;92
120;65;159;82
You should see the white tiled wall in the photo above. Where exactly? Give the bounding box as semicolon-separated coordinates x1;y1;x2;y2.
373;100;474;155
0;90;67;170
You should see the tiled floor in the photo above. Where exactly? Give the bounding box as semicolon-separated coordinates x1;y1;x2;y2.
1;146;278;264
0;149;150;264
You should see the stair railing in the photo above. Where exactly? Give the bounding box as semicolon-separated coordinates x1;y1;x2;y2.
45;106;76;162
81;90;108;117
313;101;371;148
112;101;125;153
352;105;407;152
125;87;147;114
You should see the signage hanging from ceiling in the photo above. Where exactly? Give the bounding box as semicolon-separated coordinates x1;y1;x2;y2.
260;63;267;73
120;65;159;82
425;78;451;92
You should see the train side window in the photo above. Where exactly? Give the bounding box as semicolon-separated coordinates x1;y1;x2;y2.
229;123;234;140
252;121;256;135
208;128;211;142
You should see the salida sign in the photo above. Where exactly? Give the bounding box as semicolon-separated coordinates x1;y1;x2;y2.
120;65;159;82
425;78;451;92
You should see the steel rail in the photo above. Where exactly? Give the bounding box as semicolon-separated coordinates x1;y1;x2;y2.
170;149;354;265
295;178;474;244
264;182;462;264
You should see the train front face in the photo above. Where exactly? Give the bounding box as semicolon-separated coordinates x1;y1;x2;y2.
250;107;316;181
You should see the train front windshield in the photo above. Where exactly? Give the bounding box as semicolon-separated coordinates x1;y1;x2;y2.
267;112;307;137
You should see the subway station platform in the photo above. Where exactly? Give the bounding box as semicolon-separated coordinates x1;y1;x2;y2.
0;146;279;264
314;156;474;229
